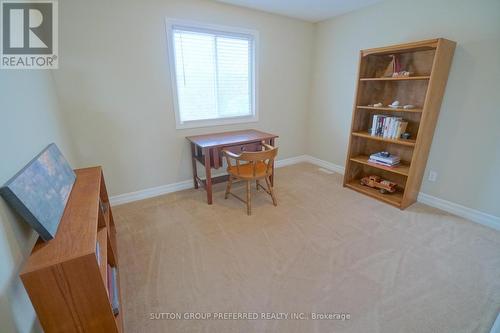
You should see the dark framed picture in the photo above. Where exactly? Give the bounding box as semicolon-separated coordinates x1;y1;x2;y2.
0;143;76;241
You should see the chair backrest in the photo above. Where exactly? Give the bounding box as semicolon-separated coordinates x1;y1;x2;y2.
240;145;278;162
224;143;278;177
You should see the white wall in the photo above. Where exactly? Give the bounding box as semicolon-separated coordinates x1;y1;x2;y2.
309;0;500;216
52;0;315;196
0;71;76;333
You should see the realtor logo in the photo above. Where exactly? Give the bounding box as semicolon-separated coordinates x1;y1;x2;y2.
1;0;58;69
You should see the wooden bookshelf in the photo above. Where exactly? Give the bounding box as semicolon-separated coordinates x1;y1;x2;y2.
20;167;123;333
344;38;456;209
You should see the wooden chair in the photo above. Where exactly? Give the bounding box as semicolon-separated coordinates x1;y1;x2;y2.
222;143;278;215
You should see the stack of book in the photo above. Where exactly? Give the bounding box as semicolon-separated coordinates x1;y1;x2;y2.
107;265;120;315
369;152;400;167
370;115;408;139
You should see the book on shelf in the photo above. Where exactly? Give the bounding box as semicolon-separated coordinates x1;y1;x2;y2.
370;115;408;139
107;264;113;299
96;241;101;265
107;264;119;315
111;267;120;315
370;152;400;163
368;158;399;167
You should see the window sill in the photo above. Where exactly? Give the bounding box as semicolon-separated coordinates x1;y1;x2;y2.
175;115;258;130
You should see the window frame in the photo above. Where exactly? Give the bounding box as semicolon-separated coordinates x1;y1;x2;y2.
165;19;259;129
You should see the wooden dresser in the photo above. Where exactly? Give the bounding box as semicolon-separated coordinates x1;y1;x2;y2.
20;167;123;333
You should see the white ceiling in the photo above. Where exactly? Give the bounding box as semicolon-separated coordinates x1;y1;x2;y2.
215;0;384;22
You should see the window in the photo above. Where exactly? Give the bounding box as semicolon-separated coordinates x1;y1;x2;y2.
166;20;258;129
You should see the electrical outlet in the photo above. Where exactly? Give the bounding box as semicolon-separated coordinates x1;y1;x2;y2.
428;170;438;182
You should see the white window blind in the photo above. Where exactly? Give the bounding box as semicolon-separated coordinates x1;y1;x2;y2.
168;23;256;128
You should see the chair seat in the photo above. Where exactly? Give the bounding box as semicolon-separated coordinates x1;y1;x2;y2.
228;161;269;179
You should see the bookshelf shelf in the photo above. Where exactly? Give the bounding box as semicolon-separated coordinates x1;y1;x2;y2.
360;76;430;81
350;155;410;176
351;131;416;146
345;180;403;207
344;38;456;209
357;106;423;113
20;167;123;333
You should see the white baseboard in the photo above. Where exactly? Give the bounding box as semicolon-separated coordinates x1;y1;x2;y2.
303;156;500;230
304;156;500;230
275;155;309;167
418;192;500;231
109;155;500;231
110;155;310;206
110;179;193;206
306;155;345;175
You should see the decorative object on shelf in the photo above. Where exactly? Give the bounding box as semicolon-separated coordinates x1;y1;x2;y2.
360;175;398;194
392;71;412;78
382;54;413;78
380;151;390;158
403;104;415;109
389;100;401;108
0;143;76;241
401;132;411;140
383;54;399;77
373;102;383;107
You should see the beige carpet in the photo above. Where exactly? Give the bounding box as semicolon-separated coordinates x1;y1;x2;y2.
113;163;500;333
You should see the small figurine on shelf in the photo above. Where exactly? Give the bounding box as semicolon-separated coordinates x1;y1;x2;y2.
392;70;412;78
401;132;411;140
360;175;398;194
389;101;401;108
379;151;390;158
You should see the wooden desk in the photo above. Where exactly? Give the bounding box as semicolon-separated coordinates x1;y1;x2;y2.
187;129;279;204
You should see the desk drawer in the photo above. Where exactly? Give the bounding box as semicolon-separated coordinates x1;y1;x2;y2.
222;142;261;154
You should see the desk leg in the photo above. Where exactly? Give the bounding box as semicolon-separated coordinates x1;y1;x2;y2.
191;143;199;189
270;138;275;186
204;148;213;204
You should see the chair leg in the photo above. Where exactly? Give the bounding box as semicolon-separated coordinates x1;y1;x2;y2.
256;179;259;191
265;176;277;206
225;175;232;199
246;180;251;215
